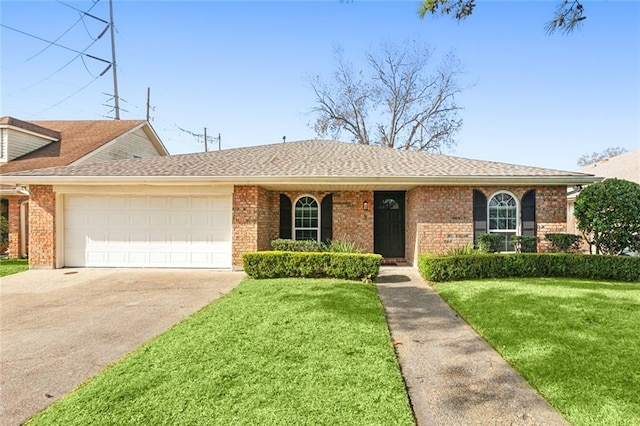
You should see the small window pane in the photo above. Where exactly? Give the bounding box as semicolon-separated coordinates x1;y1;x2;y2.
380;198;400;210
295;229;318;241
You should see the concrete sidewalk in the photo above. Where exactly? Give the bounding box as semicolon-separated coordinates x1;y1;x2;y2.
376;266;568;426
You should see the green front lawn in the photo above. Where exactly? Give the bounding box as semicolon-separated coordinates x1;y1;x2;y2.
433;278;640;425
29;278;414;425
0;258;28;277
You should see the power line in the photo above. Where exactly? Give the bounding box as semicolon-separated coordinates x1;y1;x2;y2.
1;24;110;63
30;76;101;118
25;0;102;62
56;0;108;24
5;35;108;97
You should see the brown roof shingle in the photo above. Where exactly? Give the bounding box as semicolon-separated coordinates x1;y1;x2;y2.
4;140;594;182
0;119;145;174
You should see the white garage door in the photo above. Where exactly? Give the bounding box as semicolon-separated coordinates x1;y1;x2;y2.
64;195;232;268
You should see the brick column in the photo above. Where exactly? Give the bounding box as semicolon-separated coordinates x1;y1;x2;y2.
28;185;56;268
7;196;27;258
232;186;259;268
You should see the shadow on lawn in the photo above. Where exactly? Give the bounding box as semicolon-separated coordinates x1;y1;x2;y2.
436;280;640;424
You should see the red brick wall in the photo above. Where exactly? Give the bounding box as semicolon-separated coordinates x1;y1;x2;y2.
535;186;567;252
256;187;272;252
232;186;273;267
28;185;56;268
407;186;474;264
6;195;28;258
235;185;568;267
272;191;374;253
407;185;568;263
334;191;374;253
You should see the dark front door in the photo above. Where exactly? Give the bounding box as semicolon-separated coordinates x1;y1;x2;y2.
374;191;405;258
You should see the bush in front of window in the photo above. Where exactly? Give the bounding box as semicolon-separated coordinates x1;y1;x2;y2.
418;253;640;282
242;251;382;281
511;235;538;253
545;233;582;253
270;239;325;252
270;238;365;253
324;239;364;253
477;233;505;253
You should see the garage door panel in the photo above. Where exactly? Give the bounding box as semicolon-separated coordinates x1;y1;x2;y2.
65;195;232;268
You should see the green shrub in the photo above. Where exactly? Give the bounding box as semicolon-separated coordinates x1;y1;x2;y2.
511;235;538;253
325;239;364;253
243;251;382;280
0;216;8;248
545;233;582;253
418;253;640;282
270;239;325;252
477;233;505;253
443;244;478;256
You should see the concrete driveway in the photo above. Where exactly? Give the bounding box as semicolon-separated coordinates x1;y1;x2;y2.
0;268;244;425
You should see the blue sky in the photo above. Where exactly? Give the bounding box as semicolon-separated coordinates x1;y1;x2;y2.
1;1;638;171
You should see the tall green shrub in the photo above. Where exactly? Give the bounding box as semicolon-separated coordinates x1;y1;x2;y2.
574;179;640;255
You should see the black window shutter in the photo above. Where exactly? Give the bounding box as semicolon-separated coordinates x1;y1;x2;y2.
473;189;487;247
521;190;536;237
321;194;333;244
279;194;292;239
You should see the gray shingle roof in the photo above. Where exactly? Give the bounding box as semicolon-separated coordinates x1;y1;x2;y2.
2;140;595;184
578;149;639;184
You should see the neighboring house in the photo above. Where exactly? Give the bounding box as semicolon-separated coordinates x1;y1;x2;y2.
0;117;169;257
567;149;639;235
1;140;597;269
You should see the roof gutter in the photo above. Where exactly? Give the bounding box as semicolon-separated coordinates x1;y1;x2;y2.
0;174;602;187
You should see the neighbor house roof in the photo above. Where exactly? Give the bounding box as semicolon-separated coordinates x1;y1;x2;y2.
577;149;639;184
0;118;168;174
2;140;599;187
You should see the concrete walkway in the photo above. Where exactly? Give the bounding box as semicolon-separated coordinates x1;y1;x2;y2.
1;268;244;426
376;266;568;426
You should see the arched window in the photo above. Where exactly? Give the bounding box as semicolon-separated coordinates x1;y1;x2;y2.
488;191;518;251
293;195;320;241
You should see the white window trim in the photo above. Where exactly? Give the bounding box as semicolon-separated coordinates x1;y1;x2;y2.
487;190;520;251
292;194;320;242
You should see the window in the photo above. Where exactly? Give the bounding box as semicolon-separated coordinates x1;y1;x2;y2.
488;192;518;251
293;195;319;241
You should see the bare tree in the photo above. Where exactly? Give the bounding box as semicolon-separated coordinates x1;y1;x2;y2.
308;40;463;152
577;147;628;167
417;0;587;35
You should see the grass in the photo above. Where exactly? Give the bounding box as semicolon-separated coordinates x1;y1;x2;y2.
0;258;28;277
433;278;640;426
28;278;414;426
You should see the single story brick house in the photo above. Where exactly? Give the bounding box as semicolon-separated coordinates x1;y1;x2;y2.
0;117;168;258
1;140;597;269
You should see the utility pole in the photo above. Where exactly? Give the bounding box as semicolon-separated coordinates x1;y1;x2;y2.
218;133;221;151
109;0;120;119
203;127;208;152
146;87;150;121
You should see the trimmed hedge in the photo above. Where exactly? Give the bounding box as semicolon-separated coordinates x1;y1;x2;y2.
419;253;640;282
243;251;382;280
